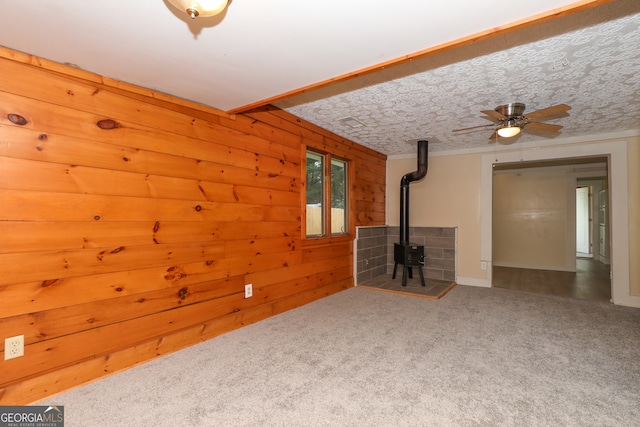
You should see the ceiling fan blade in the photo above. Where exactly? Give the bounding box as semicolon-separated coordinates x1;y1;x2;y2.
488;130;499;141
525;121;563;132
525;104;571;119
481;110;507;120
452;123;496;132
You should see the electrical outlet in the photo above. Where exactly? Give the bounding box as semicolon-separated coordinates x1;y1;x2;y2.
480;261;487;270
244;284;253;298
5;335;24;360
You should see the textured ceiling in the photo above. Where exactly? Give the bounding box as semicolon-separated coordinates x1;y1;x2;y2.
0;1;638;156
275;1;640;155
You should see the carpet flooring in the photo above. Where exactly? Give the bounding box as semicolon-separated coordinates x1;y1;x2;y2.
40;285;640;426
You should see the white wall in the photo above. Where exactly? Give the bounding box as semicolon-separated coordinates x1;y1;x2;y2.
493;168;573;271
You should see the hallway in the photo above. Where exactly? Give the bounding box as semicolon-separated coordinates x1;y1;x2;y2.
492;258;611;303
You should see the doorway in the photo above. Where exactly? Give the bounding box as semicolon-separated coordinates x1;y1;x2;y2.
480;139;635;307
490;157;610;303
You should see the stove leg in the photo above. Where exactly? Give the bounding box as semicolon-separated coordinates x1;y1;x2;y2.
408;266;413;279
392;262;398;279
418;265;425;287
402;266;408;286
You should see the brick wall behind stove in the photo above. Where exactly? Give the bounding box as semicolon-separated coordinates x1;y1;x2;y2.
386;227;456;281
356;226;388;284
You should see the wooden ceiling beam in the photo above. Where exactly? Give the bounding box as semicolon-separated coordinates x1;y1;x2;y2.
227;0;615;115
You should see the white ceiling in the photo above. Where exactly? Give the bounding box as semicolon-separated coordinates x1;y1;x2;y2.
1;0;639;155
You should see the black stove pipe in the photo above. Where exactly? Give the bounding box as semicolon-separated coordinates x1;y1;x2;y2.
399;140;428;244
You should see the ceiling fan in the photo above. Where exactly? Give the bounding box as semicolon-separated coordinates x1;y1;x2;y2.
453;102;571;141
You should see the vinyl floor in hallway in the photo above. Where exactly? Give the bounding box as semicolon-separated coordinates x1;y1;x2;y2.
492;258;611;303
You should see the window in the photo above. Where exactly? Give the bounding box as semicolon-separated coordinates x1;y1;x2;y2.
306;150;348;237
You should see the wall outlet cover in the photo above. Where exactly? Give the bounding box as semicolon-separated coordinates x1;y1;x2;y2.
5;335;25;360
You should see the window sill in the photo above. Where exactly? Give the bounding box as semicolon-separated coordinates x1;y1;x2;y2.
302;234;354;247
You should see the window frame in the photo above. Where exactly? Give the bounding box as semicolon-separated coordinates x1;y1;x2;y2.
304;147;350;240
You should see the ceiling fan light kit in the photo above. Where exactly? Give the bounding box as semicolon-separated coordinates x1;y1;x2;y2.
167;0;229;19
497;122;521;138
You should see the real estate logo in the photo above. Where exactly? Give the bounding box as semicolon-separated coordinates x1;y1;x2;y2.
0;406;64;427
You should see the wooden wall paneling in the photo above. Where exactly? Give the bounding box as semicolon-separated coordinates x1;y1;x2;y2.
0;276;244;353
0;125;300;194
0;92;300;181
255;266;353;305
232;109;314;147
222;185;300;207
0;124;300;194
246;254;352;289
0;293;250;385
224;236;299;258
0;248;303;317
0;157;207;200
0;49;386;404
355;164;386;186
0;248;302;320
0;240;224;286
353;151;387;169
0;264;226;319
0;47;234;121
0;189;300;223
221;113;305;151
1;306;274;403
0;156;300;207
179;246;301;283
1;274;350;387
301;241;353;263
0;57;290;153
356;210;386;226
355;197;386;218
0;125;204;180
354;180;386;200
355;200;386;216
0;279;349;405
0;220;300;254
0;56;222;130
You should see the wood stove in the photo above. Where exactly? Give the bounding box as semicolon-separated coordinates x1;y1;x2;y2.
392;140;428;287
393;242;425;286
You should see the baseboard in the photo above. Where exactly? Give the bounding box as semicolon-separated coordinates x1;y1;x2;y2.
612;293;640;308
456;276;491;288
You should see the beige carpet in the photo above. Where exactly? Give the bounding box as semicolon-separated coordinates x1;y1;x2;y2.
40;285;640;426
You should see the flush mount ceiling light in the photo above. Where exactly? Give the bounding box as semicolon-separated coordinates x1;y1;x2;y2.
167;0;229;19
496;120;522;138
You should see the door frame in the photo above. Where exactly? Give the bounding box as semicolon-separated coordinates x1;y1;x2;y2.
480;138;637;307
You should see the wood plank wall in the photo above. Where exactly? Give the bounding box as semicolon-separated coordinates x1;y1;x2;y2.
0;47;386;404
